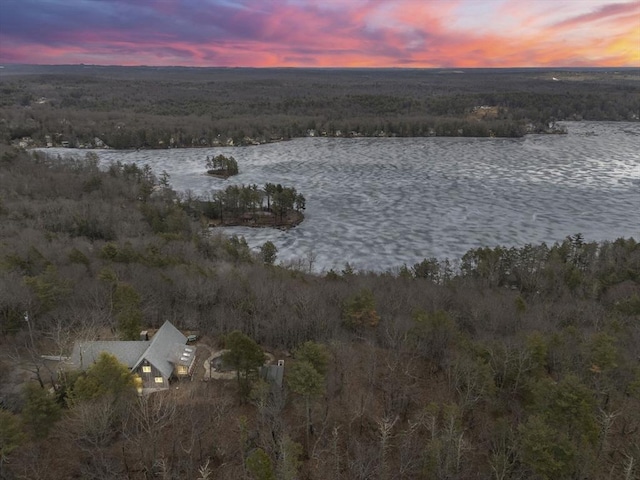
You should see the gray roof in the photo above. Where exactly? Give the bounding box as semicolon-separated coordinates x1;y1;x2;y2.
69;321;194;380
133;321;189;379
70;341;150;370
169;343;197;367
260;364;284;387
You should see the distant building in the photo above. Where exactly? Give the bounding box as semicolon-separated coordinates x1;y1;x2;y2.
69;321;197;390
260;359;285;387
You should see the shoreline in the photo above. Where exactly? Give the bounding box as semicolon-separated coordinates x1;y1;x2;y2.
207;210;304;231
21;126;572;151
206;170;237;179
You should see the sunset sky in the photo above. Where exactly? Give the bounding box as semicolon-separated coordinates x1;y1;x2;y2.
1;0;638;67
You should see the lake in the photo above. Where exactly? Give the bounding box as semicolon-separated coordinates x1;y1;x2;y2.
49;122;640;272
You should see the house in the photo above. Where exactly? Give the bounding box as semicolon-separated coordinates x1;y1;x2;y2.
69;321;197;390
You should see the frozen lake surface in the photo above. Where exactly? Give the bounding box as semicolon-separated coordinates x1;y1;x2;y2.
52;122;640;272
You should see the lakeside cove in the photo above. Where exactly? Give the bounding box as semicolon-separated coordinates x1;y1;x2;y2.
42;121;639;272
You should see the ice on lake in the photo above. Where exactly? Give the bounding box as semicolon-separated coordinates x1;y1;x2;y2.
47;122;640;273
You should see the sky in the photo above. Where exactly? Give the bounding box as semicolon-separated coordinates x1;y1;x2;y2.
0;0;638;67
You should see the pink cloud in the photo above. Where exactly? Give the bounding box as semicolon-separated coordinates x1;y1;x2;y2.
1;0;638;67
551;1;640;29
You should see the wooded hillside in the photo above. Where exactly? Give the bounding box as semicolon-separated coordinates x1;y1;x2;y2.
1;146;638;479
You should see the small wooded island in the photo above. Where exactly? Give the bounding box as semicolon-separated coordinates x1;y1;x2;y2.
201;183;305;229
206;154;239;178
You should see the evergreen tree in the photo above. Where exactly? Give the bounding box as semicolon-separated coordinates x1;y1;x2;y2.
260;241;278;265
293;341;329;376
113;282;143;340
222;331;265;398
21;383;61;439
72;352;137;401
0;410;24;474
246;448;275;480
287;360;325;450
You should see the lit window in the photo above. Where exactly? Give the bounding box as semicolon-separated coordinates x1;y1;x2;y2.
154;377;164;384
177;365;188;375
142;366;151;373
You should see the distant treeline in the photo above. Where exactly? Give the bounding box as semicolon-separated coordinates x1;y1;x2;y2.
1;66;637;148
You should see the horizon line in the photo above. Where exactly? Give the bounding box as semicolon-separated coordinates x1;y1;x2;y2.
2;63;639;70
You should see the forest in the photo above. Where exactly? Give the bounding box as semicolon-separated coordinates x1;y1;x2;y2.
197;183;306;228
1;65;638;148
0;142;638;479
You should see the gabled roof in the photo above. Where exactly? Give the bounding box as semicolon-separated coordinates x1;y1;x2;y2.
70;341;150;370
133;321;188;379
68;321;195;382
